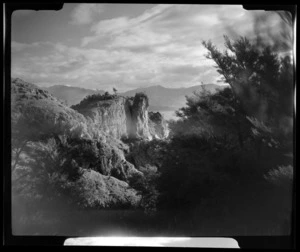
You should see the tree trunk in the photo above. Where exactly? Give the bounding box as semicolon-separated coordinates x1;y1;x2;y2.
12;140;28;171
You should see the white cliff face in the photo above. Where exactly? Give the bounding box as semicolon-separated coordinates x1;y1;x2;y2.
74;97;129;139
73;93;168;141
129;94;152;140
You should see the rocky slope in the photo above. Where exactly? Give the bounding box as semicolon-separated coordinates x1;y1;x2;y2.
72;93;169;141
42;83;227;120
71;96;129;139
11;78;145;208
11;78;91;140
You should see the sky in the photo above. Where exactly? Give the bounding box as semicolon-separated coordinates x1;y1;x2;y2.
11;4;292;92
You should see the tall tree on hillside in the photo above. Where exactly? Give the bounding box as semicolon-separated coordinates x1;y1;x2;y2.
202;35;293;160
113;87;118;95
202;36;293;128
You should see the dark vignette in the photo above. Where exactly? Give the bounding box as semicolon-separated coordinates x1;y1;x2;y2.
3;2;296;248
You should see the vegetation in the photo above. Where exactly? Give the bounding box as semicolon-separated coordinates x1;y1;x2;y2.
12;135;141;210
11;32;293;235
154;35;293;234
71;92;118;110
134;92;149;107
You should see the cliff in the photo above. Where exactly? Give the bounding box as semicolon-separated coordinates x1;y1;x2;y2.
72;96;129;139
11;78;143;208
72;92;168;141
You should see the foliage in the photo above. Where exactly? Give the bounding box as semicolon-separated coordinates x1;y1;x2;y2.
128;168;160;214
173;87;251;148
12;136;140;209
264;165;293;188
71;92;118;110
134;92;149;107
69;169;140;209
156;35;294;233
202;36;293;126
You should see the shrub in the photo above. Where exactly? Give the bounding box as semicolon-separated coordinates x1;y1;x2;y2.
128;168;159;214
134;92;149;107
264;165;293;188
71;169;140;209
71;92;117;110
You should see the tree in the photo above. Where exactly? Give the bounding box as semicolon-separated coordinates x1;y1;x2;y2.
113;87;118;95
175;87;251;148
202;36;293;160
202;36;293;127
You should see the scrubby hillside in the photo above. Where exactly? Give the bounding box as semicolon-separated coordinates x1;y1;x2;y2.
11;78;145;211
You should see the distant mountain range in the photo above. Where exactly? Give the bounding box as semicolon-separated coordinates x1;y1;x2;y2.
45;84;227;120
121;84;224;111
45;85;105;106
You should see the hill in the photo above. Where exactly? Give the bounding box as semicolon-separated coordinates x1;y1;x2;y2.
46;85;104;106
44;83;227;120
122;84;226;120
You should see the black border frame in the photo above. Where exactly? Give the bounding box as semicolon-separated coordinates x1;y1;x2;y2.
3;2;297;248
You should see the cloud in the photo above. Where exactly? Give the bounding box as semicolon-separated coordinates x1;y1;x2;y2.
11;41;40;52
162;64;209;76
70;4;104;25
90;4;171;36
12;4;290;92
11;37;221;91
11;41;54;53
82;4;173;47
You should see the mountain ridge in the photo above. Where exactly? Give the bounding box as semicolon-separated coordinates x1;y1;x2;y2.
43;83;227;119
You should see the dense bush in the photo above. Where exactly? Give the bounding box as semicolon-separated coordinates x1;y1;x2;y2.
71;92;118;110
128;168;160;214
154;36;293;233
12;135;141;210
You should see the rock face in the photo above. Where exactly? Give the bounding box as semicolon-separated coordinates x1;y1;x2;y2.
11;78;168;210
128;93;152;140
11;78;141;187
73;92;166;141
149;112;169;139
73;96;129;139
96;138;143;181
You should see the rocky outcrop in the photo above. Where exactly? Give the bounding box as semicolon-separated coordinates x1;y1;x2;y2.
73;96;128;139
11;78;142;183
11;78;166;210
149;112;169;139
96;139;143;181
127;93;152;140
73;92;165;141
